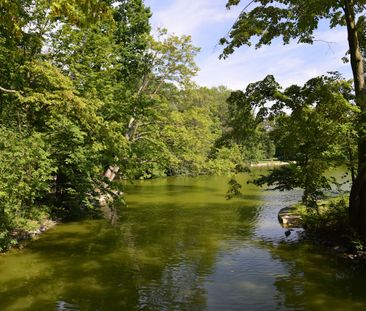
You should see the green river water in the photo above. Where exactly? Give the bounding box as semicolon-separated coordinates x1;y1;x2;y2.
1;172;366;310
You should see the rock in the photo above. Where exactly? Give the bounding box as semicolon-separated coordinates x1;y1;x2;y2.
333;246;347;253
284;229;292;237
278;207;302;228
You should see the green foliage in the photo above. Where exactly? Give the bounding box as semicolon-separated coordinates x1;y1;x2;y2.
220;0;365;58
113;0;152;87
225;178;242;200
255;164;334;207
252;74;357;206
15;60;113;210
207;145;246;175
0;0;146;250
301;197;349;232
149;28;200;90
215;75;278;163
0;128;54;250
162;106;219;175
296;196;366;251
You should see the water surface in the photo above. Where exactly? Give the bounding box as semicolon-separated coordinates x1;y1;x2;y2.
0;173;365;310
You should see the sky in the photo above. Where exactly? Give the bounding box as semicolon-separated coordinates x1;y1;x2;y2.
144;0;353;90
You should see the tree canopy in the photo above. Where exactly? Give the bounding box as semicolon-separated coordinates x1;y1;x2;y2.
220;0;366;235
0;0;253;250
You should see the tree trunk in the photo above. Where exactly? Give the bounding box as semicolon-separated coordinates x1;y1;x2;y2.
104;165;120;182
104;115;137;182
344;0;366;235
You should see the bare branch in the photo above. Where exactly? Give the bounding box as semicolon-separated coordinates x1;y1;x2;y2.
223;0;256;39
313;39;336;53
0;86;18;94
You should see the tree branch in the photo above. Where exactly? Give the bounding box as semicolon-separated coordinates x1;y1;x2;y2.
313;39;336;53
223;0;256;39
0;86;19;94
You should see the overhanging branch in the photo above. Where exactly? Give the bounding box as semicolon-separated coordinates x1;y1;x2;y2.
0;86;19;94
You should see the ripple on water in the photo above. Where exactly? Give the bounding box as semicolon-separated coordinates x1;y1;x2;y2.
0;173;365;311
55;301;79;311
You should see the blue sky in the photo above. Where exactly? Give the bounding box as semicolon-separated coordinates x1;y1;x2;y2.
144;0;353;90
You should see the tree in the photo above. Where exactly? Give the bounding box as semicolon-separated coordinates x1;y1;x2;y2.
0;0;129;249
124;28;200;141
104;29;201;180
0;128;54;251
220;0;366;235
254;74;357;207
215;75;277;162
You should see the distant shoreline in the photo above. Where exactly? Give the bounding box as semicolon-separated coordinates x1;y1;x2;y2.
250;161;290;168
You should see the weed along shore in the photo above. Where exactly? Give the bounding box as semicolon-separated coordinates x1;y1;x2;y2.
8;219;60;251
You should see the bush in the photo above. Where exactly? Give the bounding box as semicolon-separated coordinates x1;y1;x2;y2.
0;128;54;250
299;196;364;250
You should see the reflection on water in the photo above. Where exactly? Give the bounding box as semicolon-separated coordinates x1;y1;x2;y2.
269;242;366;311
56;301;79;311
0;172;365;310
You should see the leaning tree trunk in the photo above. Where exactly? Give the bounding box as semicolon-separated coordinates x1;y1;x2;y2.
344;0;366;235
104;165;120;182
103;115;138;182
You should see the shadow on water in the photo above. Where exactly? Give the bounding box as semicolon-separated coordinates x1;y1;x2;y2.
0;192;262;311
263;240;366;311
2;172;364;310
0;220;207;310
0;221;137;310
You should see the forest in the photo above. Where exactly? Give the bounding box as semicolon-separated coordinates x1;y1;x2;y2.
1;0;366;257
0;0;275;251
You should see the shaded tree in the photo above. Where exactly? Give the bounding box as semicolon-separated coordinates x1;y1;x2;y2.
220;0;366;234
215;75;277;161
254;74;356;207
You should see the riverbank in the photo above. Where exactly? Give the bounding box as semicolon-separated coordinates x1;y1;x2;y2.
8;218;60;251
2;192;121;253
250;160;290;168
282;196;366;263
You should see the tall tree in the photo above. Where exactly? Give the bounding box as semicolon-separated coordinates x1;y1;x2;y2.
215;75;277;161
104;29;200;180
220;0;366;235
0;1;117;249
255;75;356;206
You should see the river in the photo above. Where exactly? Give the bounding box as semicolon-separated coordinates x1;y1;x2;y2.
0;172;365;310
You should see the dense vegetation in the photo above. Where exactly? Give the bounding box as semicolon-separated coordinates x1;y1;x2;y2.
0;0;276;251
221;0;366;244
1;0;366;252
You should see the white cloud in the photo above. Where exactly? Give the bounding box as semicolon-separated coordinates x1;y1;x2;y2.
195;32;352;90
146;0;353;90
147;0;240;37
